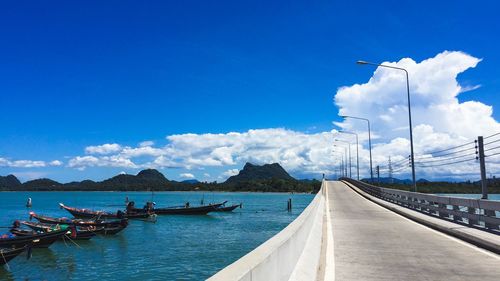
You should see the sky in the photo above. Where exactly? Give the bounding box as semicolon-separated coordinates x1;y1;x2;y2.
1;1;500;183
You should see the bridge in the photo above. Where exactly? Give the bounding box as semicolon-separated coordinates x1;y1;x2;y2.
208;180;500;281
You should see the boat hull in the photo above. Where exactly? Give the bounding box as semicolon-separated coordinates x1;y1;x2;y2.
30;213;128;235
59;203;153;220
148;202;224;215
0;229;67;249
215;204;240;212
0;246;27;265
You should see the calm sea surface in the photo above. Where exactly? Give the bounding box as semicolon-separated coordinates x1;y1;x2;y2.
435;193;500;200
0;191;313;281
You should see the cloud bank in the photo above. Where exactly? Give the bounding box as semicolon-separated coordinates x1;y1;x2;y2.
3;51;499;181
335;51;500;179
0;158;63;168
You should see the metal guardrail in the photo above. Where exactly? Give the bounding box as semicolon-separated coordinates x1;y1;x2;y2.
341;178;500;233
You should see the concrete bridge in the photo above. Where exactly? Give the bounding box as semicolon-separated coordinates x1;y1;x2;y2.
209;180;500;281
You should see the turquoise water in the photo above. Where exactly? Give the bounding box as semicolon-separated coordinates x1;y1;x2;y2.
0;191;313;280
435;193;500;200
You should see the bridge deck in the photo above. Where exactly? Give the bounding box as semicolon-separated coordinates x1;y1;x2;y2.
327;181;500;281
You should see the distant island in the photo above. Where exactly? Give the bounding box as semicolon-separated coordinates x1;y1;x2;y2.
0;162;321;193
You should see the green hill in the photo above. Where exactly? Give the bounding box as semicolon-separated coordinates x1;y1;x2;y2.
225;163;295;184
0;174;22;188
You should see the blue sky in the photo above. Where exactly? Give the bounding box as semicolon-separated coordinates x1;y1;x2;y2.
1;1;500;182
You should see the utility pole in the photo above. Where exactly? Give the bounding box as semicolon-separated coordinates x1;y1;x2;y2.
376;165;380;186
477;136;488;199
388;156;393;184
341;157;344;177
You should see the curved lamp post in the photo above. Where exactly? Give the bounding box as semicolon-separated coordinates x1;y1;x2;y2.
339;131;359;180
357;60;416;192
331;150;345;177
335;139;352;178
340;115;373;183
334;144;348;178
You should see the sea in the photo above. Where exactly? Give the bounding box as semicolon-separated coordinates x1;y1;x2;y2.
0;191;313;281
434;193;500;200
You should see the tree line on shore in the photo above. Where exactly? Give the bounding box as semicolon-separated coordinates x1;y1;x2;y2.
0;163;321;193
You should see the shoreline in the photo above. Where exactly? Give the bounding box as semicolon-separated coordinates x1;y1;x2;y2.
0;190;314;194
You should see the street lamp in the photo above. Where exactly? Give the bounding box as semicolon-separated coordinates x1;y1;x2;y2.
339;131;359;180
334;144;348;178
335;139;352;178
331;156;342;179
331;150;345;177
356;60;416;192
340;115;373;183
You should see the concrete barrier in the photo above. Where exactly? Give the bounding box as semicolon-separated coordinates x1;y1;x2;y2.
207;183;326;281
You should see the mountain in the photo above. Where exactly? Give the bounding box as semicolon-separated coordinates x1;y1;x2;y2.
0;165;320;193
99;169;169;189
181;179;200;184
137;169;168;182
22;178;62;190
0;174;21;188
225;163;295;184
362;177;413;184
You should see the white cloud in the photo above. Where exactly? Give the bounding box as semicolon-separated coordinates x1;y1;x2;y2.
334;51;500;180
120;146;164;158
180;173;195;179
68;155;137;169
0;158;8;166
139;140;154;147
49;160;63;166
85;143;122;155
0;157;57;168
10;160;46;168
222;169;240;178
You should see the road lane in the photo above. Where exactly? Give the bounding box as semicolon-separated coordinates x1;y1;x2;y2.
327;181;500;281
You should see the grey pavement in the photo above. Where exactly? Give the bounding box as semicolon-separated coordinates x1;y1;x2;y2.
327;181;500;281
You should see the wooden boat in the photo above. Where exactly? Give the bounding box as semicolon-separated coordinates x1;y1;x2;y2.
135;201;225;215
215;203;241;212
18;221;97;240
0;246;28;265
59;203;156;222
29;212;129;235
30;212;128;228
0;228;67;248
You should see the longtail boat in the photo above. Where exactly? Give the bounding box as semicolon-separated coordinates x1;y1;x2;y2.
29;212;128;235
59;203;157;222
18;221;97;240
0;228;67;248
133;201;225;215
215;203;241;212
0;246;28;265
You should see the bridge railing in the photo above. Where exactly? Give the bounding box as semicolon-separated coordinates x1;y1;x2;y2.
342;178;500;233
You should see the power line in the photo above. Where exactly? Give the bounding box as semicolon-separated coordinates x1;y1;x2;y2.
416;146;475;159
416;157;476;168
392;165;409;173
421;140;475;156
484;138;500;146
485;151;500;158
391;157;409;165
415;152;477;164
484;145;500;153
388;161;409;170
485;132;500;139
